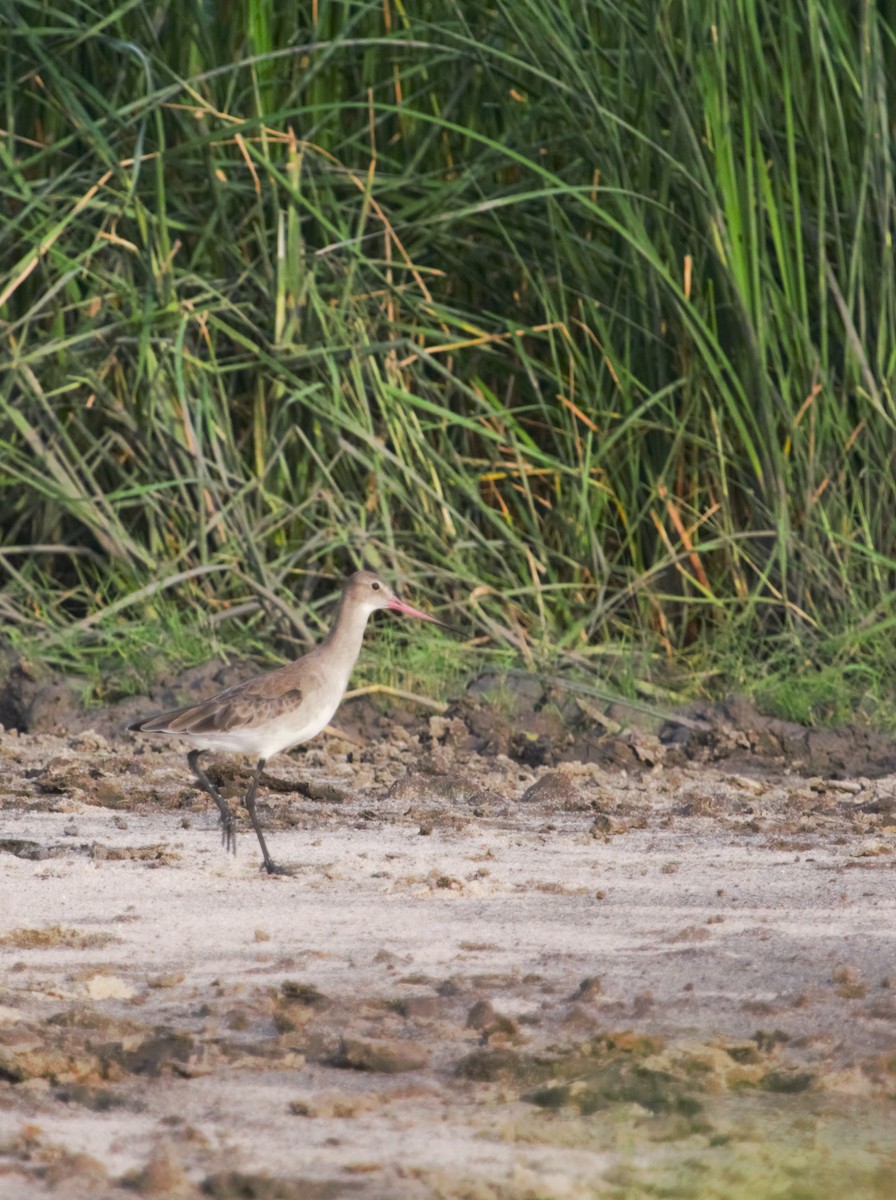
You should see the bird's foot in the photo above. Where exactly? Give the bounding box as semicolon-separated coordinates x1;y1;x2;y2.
260;859;297;877
218;812;238;856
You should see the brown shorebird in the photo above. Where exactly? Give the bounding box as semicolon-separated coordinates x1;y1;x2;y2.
128;571;442;874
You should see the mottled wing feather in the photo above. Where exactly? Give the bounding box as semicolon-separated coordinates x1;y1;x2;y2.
132;672;306;735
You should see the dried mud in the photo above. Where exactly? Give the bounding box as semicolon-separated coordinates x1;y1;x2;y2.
0;670;895;1198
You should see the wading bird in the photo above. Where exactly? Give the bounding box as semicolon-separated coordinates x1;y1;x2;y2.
128;571;443;874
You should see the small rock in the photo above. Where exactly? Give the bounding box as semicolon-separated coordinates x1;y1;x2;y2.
280;981;330;1009
480;1014;521;1044
55;1084;126;1111
372;948;405;968
395;995;439;1020
855;839;890;857
16;1076;53;1096
760;1070;814;1094
290;1089;380;1118
677;794;718;816
334;1036;428;1073
832;966;868;999
0;838;55;861
828;779;863;794
627;731;664;765
85;974;136;1001
119;1032;200;1077
510;733;554;768
569;977;603;1003
93;778;130;809
120;1141;195;1196
71;730;110;752
455;1046;527;1082
202;1171;315;1199
467;789;508;815
42;1149;109;1191
466;999;496;1029
146;973;184;990
669;925;711;943
38;757;94;794
726;774;767;795
520;771;581;809
428;715;468;745
387;771;473;804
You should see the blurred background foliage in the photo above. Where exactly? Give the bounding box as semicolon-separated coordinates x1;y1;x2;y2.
2;0;896;714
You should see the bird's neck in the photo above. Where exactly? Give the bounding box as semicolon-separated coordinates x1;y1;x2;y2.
318;594;372;685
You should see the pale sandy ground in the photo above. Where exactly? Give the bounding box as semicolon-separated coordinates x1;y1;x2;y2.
1;717;895;1198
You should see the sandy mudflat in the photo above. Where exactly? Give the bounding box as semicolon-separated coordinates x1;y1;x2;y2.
1;692;895;1198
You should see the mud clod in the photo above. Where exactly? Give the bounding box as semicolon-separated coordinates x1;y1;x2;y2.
465;999;496;1029
332;1036;428;1074
123;1141;199;1197
280;981;331;1010
569;976;603;1003
113;1030;200;1077
520;771;581;808
759;1070;814;1094
455;1047;531;1083
202;1172;356;1199
0;838;60;860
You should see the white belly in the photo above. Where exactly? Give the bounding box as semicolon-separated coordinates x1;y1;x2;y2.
183;696;341;761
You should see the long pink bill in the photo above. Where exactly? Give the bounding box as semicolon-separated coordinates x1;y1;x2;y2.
387;594;459;632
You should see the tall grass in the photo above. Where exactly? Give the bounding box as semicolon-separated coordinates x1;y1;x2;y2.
2;0;896;699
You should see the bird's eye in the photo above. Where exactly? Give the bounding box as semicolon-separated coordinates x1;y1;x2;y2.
371;581;381;591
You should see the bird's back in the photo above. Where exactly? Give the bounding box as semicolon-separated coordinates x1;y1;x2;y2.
128;654;346;759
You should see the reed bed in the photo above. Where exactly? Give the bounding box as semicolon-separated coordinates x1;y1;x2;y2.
2;0;895;711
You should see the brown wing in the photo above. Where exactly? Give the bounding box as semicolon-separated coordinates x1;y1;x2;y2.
128;668;305;736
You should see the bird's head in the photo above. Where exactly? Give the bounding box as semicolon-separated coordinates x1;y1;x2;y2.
345;570;443;624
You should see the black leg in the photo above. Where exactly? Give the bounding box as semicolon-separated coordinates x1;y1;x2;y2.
187;749;237;855
242;758;282;875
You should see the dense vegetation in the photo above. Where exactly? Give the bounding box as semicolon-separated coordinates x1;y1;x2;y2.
2;0;896;717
